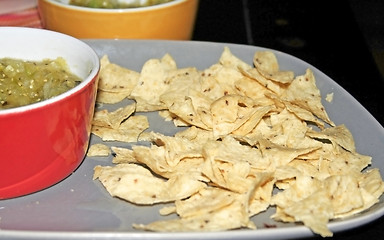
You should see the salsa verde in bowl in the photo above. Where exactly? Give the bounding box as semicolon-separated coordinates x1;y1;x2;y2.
0;57;82;109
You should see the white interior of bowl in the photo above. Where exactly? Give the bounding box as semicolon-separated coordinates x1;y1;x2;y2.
47;0;185;12
0;27;100;114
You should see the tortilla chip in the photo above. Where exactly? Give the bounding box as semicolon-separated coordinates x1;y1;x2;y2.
280;69;334;126
87;143;110;157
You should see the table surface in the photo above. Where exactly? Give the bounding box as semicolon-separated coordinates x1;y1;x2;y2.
192;1;384;239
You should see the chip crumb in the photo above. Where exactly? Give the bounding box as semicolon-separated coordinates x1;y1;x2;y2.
326;92;334;102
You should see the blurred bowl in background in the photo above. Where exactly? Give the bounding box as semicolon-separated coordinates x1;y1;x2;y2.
0;27;100;199
37;0;199;40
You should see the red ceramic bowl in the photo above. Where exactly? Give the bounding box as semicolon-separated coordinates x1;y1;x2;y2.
0;27;100;199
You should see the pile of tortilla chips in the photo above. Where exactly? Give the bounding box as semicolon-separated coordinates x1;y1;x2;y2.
89;47;384;237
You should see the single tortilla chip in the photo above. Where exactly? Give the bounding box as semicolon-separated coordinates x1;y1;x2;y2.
253;51;294;84
280;69;334;126
92;103;136;129
133;188;255;231
94;163;206;205
92;115;149;142
306;124;356;153
219;46;253;71
284;101;325;129
87;143;110;157
240;67;287;96
210;94;260;137
234;76;275;105
324;175;364;215
130;54;177;111
96;90;129;104
111;147;138;164
99;55;140;94
282;190;334;237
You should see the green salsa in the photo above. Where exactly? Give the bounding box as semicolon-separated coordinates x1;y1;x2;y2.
68;0;174;9
0;57;81;110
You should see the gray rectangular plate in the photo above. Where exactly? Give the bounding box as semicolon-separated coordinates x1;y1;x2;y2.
1;40;384;240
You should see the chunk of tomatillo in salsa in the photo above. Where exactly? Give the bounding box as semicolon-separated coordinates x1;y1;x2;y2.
0;57;81;109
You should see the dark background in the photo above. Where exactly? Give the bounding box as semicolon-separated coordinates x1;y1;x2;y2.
192;0;384;126
192;1;384;239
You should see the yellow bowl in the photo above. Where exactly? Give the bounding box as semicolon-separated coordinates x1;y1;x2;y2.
38;0;199;40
